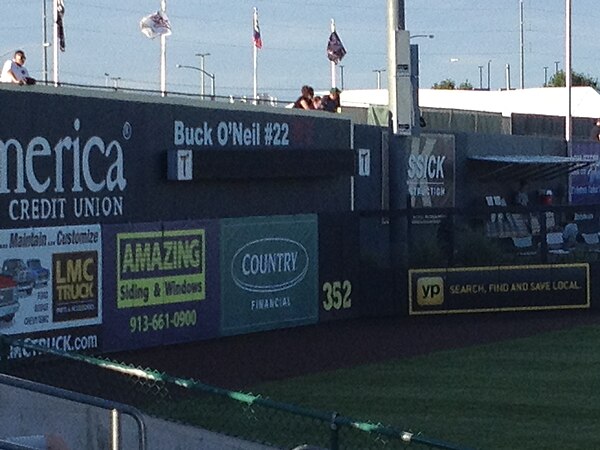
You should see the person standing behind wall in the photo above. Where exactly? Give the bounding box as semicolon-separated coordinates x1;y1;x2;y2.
321;87;341;113
514;180;529;207
293;85;315;110
0;50;36;85
590;118;600;141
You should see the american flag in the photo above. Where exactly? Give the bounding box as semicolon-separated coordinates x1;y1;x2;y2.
140;10;172;39
253;8;262;49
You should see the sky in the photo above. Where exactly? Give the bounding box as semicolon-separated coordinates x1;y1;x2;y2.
1;0;599;104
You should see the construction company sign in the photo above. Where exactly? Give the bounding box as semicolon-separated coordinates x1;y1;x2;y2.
0;118;128;224
407;134;455;208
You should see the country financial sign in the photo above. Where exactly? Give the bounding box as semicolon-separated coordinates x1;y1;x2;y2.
220;215;318;336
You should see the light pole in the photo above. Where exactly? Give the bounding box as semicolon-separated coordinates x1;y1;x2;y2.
487;59;492;90
110;77;121;90
519;0;525;88
478;65;484;90
176;64;216;100
195;52;210;99
410;34;434;40
373;69;386;89
554;60;560;75
104;72;110;88
543;66;548;86
410;34;433;83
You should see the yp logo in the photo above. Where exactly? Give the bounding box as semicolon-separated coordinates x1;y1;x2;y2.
416;276;444;306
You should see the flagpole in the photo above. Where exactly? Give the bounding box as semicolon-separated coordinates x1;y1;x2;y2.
52;0;58;86
330;19;336;88
253;7;258;104
160;0;167;96
42;0;49;84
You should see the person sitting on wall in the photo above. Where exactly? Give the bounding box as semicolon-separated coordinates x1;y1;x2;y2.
0;50;36;85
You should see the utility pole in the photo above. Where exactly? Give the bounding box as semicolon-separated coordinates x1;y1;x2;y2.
565;0;572;145
387;0;412;134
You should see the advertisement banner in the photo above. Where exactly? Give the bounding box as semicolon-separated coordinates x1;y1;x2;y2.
569;142;600;204
409;264;590;315
0;225;102;335
408;134;455;223
220;215;318;336
102;221;220;352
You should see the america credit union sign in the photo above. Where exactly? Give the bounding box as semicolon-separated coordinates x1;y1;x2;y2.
0;118;128;223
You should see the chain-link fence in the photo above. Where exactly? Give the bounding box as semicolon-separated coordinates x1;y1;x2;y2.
0;336;472;450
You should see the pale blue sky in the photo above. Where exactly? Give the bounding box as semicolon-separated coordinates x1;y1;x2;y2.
1;0;598;102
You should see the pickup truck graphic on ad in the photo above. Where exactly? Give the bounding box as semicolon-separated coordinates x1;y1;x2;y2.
0;274;19;322
26;258;50;287
1;259;36;297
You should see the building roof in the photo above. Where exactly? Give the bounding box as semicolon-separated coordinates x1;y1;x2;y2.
339;86;600;119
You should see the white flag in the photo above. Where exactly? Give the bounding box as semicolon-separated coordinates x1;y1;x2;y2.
140;11;172;39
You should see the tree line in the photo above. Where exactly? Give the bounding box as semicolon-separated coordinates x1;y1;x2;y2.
432;70;599;90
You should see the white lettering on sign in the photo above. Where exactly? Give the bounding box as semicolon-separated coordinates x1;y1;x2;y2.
174;120;290;147
407;154;446;180
0;119;128;222
0;119;127;195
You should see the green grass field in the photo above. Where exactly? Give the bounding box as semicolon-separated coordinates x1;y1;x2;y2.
252;324;600;450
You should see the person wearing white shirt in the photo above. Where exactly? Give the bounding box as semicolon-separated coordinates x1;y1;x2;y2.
0;50;33;85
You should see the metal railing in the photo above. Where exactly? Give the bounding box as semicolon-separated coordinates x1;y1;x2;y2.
0;371;147;450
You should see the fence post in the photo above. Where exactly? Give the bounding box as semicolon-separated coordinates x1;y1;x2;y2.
329;411;339;450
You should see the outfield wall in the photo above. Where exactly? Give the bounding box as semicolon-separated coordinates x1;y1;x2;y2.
0;85;598;356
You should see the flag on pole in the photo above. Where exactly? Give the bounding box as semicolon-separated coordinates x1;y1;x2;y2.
253;8;262;49
140;10;172;39
56;0;65;52
327;30;346;64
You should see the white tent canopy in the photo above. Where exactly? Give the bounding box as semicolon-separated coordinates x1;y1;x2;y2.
338;86;600;119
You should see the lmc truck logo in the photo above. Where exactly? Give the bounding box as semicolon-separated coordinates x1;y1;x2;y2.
231;238;309;293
